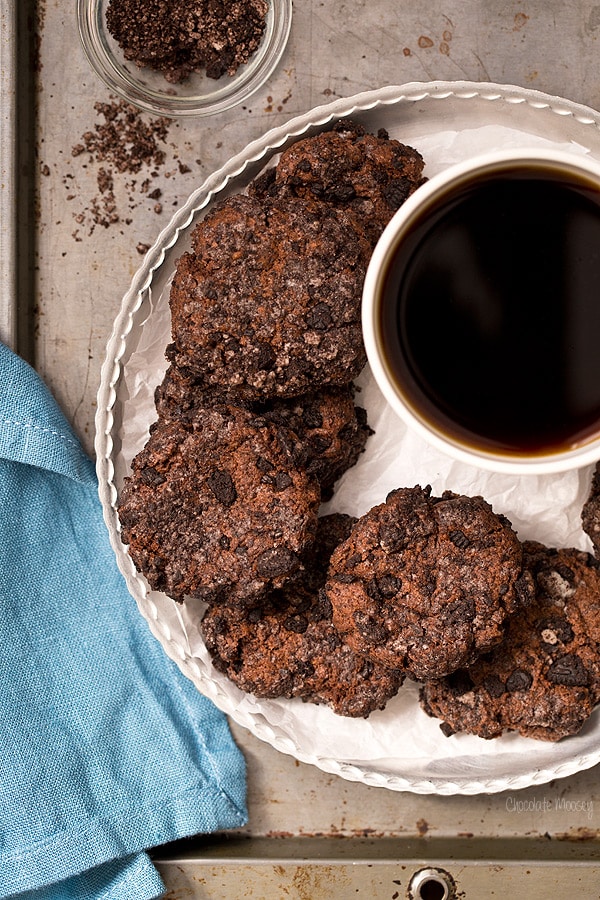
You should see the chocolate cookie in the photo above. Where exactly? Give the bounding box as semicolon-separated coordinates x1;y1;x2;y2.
250;120;426;245
325;485;532;680
168;192;371;398
118;405;320;604
420;542;600;741
154;359;372;498
153;354;253;421
201;514;404;717
582;461;600;558
255;387;372;500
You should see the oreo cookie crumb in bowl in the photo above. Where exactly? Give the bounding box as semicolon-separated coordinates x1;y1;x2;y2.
77;0;292;117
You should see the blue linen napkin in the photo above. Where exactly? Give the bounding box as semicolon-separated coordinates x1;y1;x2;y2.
0;342;247;899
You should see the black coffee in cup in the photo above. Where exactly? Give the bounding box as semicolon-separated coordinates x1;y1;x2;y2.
378;162;600;457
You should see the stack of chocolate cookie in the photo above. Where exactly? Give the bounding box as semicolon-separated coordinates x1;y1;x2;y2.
118;122;426;717
418;536;600;743
322;482;600;741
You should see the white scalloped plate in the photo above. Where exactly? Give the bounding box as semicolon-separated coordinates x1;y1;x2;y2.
96;81;600;795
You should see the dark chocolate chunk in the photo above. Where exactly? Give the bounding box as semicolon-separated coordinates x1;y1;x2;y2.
506;670;533;692
546;653;589;687
449;529;471;550
207;469;237;507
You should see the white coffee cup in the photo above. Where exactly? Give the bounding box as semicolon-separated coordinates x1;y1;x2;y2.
362;148;600;475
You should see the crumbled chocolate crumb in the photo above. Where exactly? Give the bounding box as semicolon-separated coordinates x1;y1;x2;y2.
274;472;293;491
67;98;194;237
353;611;388;645
71;99;170;174
539;617;574;646
449;529;471;549
105;0;269;83
206;469;237;507
505;670;533;692
444;597;476;626
97;167;114;193
255;547;300;579
284;614;309;634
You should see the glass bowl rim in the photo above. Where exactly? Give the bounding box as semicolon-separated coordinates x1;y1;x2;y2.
77;0;293;117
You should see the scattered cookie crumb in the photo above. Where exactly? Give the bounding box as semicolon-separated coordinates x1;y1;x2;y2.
71;99;170;174
66;98;194;237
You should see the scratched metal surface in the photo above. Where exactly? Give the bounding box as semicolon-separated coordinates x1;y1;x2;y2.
21;0;600;891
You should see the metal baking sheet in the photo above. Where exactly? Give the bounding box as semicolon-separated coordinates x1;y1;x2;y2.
0;0;16;349
15;0;600;893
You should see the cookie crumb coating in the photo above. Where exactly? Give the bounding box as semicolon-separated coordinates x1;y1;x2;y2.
325;485;532;680
202;514;404;717
251;119;426;246
118;406;320;604
169;192;371;399
420;542;600;741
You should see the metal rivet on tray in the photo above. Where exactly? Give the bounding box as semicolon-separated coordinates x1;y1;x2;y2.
408;866;456;900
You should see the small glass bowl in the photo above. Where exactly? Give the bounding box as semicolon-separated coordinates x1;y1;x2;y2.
77;0;292;117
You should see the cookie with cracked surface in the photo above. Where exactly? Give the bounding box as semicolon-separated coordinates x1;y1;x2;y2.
201;514;404;717
250;120;426;246
154;358;372;498
168;191;371;398
325;485;533;680
255;386;372;501
419;542;600;741
117;405;320;604
153;353;254;421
